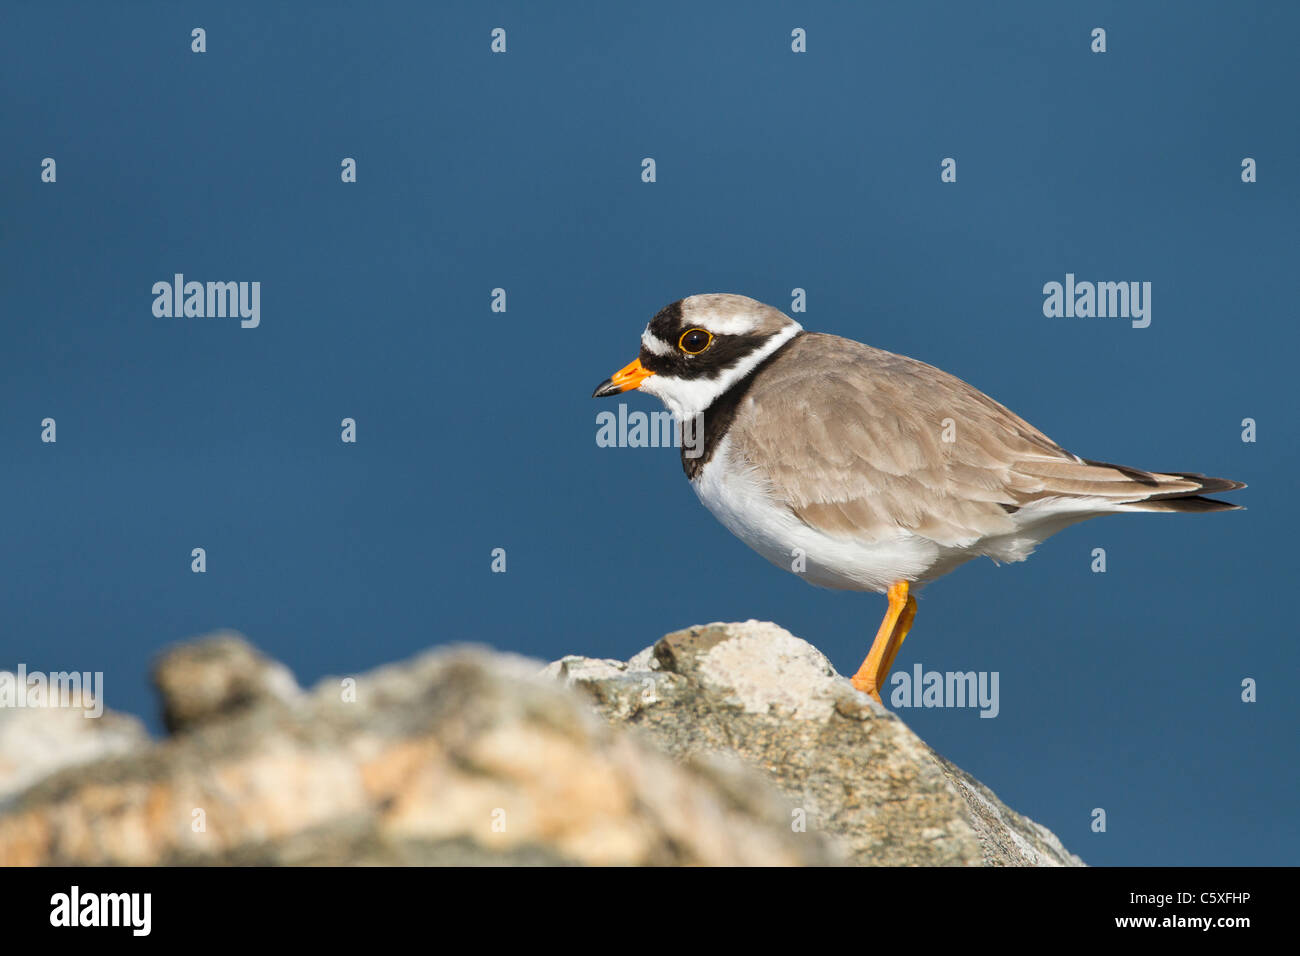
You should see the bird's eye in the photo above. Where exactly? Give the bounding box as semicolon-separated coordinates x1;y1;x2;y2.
679;328;713;354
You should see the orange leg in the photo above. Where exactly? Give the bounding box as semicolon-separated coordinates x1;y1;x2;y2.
850;581;918;704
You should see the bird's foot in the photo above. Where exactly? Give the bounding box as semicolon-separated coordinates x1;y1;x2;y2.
850;674;883;705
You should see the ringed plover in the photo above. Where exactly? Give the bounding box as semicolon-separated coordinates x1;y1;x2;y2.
593;294;1244;703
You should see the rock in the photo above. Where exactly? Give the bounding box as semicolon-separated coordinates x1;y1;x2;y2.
0;675;147;806
152;632;301;733
0;635;835;866
0;624;1082;866
547;620;1083;867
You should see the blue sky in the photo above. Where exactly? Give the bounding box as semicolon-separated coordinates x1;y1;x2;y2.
2;1;1296;865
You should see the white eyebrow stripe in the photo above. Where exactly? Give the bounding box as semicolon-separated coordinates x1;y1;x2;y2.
694;316;753;335
682;310;804;337
641;328;674;356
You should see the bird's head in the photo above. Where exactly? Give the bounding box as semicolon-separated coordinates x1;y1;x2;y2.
592;293;803;419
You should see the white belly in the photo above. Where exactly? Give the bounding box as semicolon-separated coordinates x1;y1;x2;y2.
691;435;948;593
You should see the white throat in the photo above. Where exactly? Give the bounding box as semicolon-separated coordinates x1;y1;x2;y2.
639;323;802;420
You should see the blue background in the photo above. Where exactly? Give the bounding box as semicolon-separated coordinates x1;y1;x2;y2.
2;2;1296;865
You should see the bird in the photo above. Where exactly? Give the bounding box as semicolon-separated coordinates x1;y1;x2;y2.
592;293;1244;704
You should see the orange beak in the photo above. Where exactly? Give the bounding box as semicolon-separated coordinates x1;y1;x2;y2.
592;357;655;397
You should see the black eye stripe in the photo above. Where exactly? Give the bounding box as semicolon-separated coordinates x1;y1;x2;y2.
640;331;774;379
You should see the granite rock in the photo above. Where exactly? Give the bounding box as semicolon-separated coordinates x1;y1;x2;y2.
545;620;1083;867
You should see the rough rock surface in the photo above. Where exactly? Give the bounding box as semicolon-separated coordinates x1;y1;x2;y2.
0;624;1081;866
151;632;301;734
0;680;147;805
0;635;834;866
545;621;1083;866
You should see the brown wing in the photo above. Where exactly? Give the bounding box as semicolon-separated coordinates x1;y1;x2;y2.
727;334;1241;548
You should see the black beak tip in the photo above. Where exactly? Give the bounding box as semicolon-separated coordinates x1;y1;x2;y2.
592;379;617;398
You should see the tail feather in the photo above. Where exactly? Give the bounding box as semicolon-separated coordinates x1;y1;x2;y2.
1159;471;1248;496
1080;460;1247;513
1124;494;1243;513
